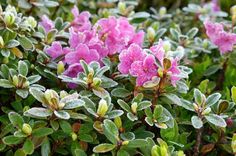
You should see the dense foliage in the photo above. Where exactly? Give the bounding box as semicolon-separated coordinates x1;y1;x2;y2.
0;0;236;155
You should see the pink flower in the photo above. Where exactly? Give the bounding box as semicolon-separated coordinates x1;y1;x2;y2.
39;15;54;33
204;21;236;54
211;0;220;12
130;55;158;86
65;43;99;65
46;41;69;59
95;16;144;55
118;44;146;74
64;63;83;89
214;32;236;54
168;59;181;86
71;6;91;32
150;40;165;64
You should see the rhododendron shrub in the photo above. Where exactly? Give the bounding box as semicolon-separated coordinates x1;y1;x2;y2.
0;0;236;156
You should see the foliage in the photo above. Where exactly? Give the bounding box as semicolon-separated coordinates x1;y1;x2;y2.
0;0;236;156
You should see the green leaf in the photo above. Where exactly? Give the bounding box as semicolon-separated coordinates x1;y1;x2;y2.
103;119;119;144
29;88;45;103
161;93;182;106
106;110;124;119
231;86;236;103
0;79;14;88
16;89;29;99
137;101;152;111
204;65;220;76
194;88;205;105
117;99;131;112
75;149;87;156
232;134;236;153
5;39;20;48
32;128;53;137
63;99;85;109
170;28;180;41
45;1;59;7
117;150;129;156
93;143;116;153
18;36;34;50
92;88;109;98
54;110;70;119
127;112;138;121
2;135;24;145
8;112;24;128
22;138;34;154
186;27;198;39
205;93;221;107
41;138;51;156
27;75;41;84
127;139;148;148
24;107;52;118
205;114;226;127
111;88;131;98
191;116;203;129
59;120;72;134
180;99;194;111
14;149;26;156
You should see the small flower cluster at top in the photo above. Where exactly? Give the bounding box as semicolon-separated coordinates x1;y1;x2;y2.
204;20;236;54
118;40;181;87
41;6;144;80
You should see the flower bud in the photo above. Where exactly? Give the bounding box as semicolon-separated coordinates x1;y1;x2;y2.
92;77;102;87
203;40;208;48
24;16;37;28
147;27;156;41
60;90;68;99
193;103;199;111
131;102;138;114
97;99;108;117
231;5;236;16
114;117;122;129
118;2;126;14
23;106;30;112
22;81;29;88
163;41;171;52
57;61;65;75
71;132;78;141
4;12;15;26
3;57;9;64
12;75;19;87
151;145;159;156
122;140;129;146
177;150;185;156
0;36;4;48
58;102;65;109
151;22;159;31
159;7;167;16
157;68;164;78
22;123;32;135
202;107;211;115
44;89;59;109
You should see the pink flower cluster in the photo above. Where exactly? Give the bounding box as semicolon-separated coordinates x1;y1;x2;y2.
44;6;144;82
204;21;236;54
118;40;181;86
39;15;54;33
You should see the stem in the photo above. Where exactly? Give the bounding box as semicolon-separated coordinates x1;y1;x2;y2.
193;127;203;156
215;57;228;91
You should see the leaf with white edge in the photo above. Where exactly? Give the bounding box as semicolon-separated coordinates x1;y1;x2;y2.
29;88;45;103
2;135;24;145
191;116;203;129
180;99;195;111
186;27;198;39
101;76;118;88
92;88;109;98
205;93;221;107
161;93;182;106
111;88;131;98
63;99;85;109
0;79;14;88
117;99;131;112
8;112;24;128
27;75;41;84
103;119;119;144
16;89;29;99
137;101;152;111
194;88;205;105
145;117;154;126
54;110;70;119
18;61;28;76
93;144;116;153
81;97;96;112
106;110;124;119
120;132;135;141
60;93;79;103
41;138;50;156
59;120;72;134
205;114;226;127
127;112;138;121
23;138;34;155
24;107;52;118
